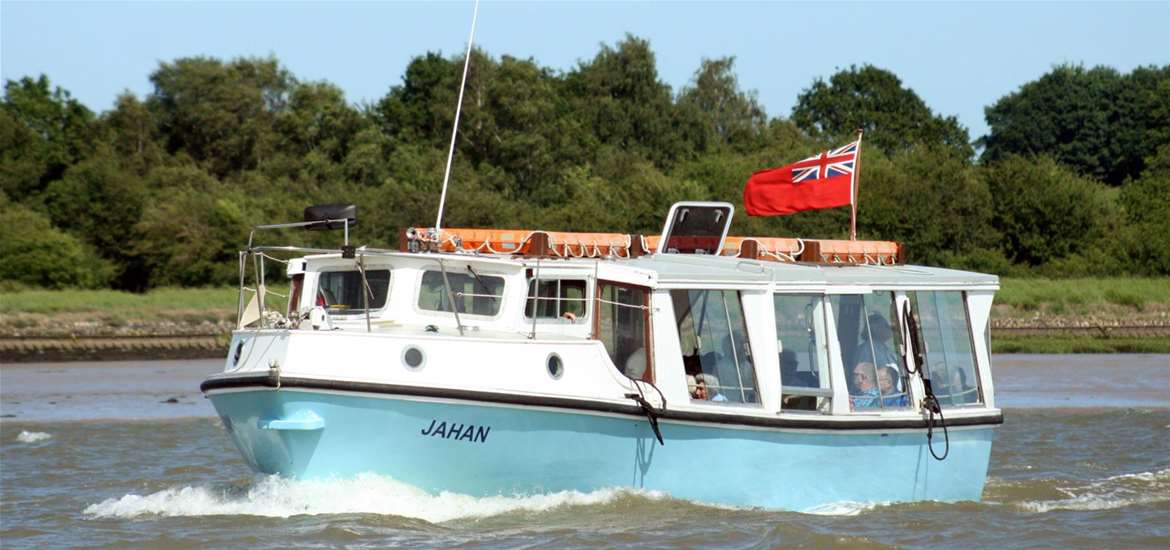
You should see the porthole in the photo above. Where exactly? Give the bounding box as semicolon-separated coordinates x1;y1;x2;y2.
547;353;564;379
403;346;425;370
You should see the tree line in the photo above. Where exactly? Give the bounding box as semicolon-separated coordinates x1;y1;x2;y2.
2;35;1168;290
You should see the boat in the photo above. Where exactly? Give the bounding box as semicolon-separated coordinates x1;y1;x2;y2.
201;201;1003;510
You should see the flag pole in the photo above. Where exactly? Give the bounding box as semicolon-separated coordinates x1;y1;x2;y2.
849;129;864;241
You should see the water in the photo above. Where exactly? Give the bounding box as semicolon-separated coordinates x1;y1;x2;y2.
2;355;1168;548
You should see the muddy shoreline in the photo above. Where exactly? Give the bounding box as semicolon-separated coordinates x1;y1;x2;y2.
3;323;1168;363
0;335;228;362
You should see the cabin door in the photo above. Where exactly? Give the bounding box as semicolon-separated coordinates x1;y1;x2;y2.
594;281;652;382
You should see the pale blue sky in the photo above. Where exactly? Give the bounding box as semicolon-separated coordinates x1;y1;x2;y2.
2;1;1168;140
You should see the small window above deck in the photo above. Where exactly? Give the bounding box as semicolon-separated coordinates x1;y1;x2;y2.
317;269;391;313
418;269;505;316
525;279;587;321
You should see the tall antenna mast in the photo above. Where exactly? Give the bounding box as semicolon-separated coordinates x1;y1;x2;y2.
434;0;481;232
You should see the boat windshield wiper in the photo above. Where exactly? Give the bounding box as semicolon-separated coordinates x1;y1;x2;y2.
466;265;498;306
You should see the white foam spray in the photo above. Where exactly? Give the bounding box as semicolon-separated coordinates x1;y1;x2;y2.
84;473;666;521
801;500;882;516
1019;468;1170;513
16;431;51;443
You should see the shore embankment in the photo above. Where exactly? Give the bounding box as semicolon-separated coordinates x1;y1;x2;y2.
2;278;1168;362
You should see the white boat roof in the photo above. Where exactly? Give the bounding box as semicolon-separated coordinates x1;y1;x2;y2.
620;254;999;289
294;249;998;290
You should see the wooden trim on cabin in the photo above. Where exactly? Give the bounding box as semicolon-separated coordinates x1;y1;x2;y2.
593;279;654;383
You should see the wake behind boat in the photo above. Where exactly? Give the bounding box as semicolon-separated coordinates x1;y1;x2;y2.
201;201;1002;510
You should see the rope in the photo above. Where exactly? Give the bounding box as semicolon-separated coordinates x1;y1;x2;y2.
625;379;667;446
258;253;289;264
596;298;651;310
454;291;503;299
923;392;951;461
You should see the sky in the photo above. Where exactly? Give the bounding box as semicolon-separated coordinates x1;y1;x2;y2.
2;1;1168;140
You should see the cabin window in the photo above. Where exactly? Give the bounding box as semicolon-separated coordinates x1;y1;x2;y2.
596;282;651;381
774;294;832;412
418;269;505;316
671;289;759;405
831;293;910;411
525;279;587;320
317;269;391;313
909;291;982;406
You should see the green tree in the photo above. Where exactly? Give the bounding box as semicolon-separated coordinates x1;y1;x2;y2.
981;64;1170;185
858;147;997;266
102;92;165;174
372;51;458;146
148;56;294;176
476;55;577;200
0;109;49;200
1113;65;1170;184
677;57;767;153
1;75;99;199
275;81;367;162
341;126;393;188
0;198;113;288
1117;144;1170;274
134;166;251;286
43;150;147;288
564;35;691;167
374;49;582;201
981;155;1116;266
792;65;973;159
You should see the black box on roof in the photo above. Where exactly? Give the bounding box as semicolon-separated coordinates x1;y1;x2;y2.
304;204;357;230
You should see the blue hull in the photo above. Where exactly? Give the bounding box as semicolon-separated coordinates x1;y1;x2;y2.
208;389;994;510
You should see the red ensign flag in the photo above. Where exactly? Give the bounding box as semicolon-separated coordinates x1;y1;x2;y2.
743;140;859;216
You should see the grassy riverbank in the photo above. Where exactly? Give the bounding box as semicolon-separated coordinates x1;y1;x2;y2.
2;278;1167;355
995;277;1170;319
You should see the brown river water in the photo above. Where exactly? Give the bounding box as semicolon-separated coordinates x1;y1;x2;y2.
2;354;1168;548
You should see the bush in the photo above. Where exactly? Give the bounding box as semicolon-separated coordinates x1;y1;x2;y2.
0;201;113;288
1117;145;1170;275
861;146;997;266
982;155;1117;267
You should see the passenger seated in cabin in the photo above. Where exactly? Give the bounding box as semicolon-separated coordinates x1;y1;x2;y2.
624;347;647;379
780;350;817;387
690;376;708;400
850;362;881;410
878;365;908;408
780;350;818;411
691;374;727;402
858;314;900;368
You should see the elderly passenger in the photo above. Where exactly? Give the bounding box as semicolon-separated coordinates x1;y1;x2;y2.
850;362;880;409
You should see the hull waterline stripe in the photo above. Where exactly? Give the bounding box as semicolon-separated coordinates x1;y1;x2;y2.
201;375;1003;431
